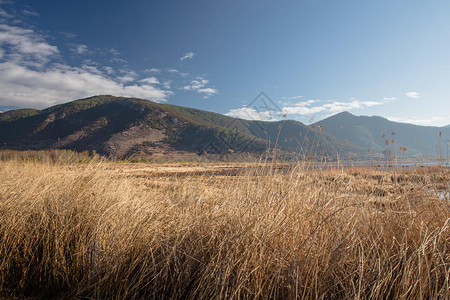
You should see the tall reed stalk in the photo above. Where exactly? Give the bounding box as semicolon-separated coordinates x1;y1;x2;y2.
0;160;448;299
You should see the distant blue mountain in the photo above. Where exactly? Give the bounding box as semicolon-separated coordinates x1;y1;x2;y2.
0;106;21;113
315;111;450;156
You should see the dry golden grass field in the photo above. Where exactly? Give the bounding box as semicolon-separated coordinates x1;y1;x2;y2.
0;158;449;299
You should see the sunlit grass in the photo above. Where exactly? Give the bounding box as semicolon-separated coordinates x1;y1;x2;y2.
0;160;448;299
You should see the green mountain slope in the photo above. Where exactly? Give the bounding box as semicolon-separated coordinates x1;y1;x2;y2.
0;95;361;159
315;111;450;157
0;108;40;123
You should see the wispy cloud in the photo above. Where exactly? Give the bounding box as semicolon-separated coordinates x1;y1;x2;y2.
183;77;218;98
226;97;399;122
281;95;303;100
139;77;159;84
406;92;420;99
225;107;277;121
0;62;172;107
0;19;172;107
161;80;171;89
70;44;89;55
183;79;209;90
0;8;11;19
144;68;161;74
103;66;114;75
281;97;390;117
115;70;138;83
165;68;189;77
0;6;218;108
197;88;218;97
387;116;446;127
60;31;76;39
109;48;120;56
22;9;39;17
180;51;195;61
284;99;318;107
0;24;58;64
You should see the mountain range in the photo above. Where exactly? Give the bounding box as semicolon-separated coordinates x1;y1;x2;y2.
315;111;449;157
0;95;448;160
0;95;357;160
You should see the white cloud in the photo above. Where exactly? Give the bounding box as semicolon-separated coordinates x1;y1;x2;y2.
281;95;303;100
139;77;159;84
180;52;195;61
0;12;218;108
0;24;58;63
22;9;39;17
281;96;397;113
0;21;172;108
71;44;88;55
406;92;420;99
116;75;135;83
81;64;102;75
183;77;218;98
227;96;400;121
0;9;10;20
110;57;127;64
360;101;384;107
116;69;138;83
0;4;18;23
289;99;319;107
60;31;76;39
197;88;218;97
387;116;446;127
225;107;277;121
282;105;326;115
163;68;189;77
144;68;161;74
109;48;120;56
103;66;114;75
281;99;364;117
325;100;363;112
0;62;171;108
183;79;209;90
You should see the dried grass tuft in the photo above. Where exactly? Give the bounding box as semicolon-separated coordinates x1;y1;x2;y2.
0;161;448;299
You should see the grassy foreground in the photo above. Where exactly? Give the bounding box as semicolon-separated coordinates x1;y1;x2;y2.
0;161;448;299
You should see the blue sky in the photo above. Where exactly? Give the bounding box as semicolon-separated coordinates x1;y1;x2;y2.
0;0;449;126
